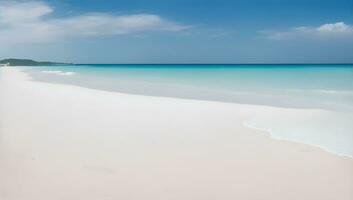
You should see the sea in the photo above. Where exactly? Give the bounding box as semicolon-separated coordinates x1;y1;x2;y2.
22;64;353;157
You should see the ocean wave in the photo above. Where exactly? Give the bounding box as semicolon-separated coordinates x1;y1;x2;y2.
243;114;353;158
41;70;75;76
283;88;353;96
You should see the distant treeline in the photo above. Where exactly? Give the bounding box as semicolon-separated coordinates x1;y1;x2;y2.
0;58;70;66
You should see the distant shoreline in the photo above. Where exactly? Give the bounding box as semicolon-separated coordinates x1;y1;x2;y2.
1;58;353;67
0;58;72;66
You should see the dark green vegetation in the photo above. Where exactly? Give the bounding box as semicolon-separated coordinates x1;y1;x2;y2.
0;58;70;66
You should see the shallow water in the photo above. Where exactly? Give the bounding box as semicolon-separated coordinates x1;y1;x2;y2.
21;64;353;157
25;64;353;111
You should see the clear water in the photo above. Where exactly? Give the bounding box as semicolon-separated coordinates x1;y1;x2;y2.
22;64;353;157
25;64;353;111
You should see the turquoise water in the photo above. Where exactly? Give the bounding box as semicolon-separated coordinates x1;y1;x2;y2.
25;64;353;111
20;64;353;157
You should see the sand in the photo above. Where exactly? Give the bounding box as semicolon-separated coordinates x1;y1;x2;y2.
0;67;352;200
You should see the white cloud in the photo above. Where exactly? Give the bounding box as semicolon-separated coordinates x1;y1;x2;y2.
0;1;189;44
0;1;52;24
263;22;353;40
317;22;352;33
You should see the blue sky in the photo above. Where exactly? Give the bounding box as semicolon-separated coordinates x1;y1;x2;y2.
0;0;353;63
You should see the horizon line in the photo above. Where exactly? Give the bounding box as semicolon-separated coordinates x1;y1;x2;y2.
74;63;353;65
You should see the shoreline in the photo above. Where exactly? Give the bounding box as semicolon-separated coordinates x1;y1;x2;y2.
243;121;353;159
23;66;353;113
19;67;353;158
1;67;353;200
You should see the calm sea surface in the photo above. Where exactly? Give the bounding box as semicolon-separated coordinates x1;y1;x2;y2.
22;64;353;157
25;64;353;111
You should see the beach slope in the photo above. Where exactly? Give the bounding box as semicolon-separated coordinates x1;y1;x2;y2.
0;68;352;200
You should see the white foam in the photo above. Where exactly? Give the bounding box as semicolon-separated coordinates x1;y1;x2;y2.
41;70;75;76
244;110;353;158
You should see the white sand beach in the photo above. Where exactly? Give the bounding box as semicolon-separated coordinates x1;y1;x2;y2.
0;67;352;200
